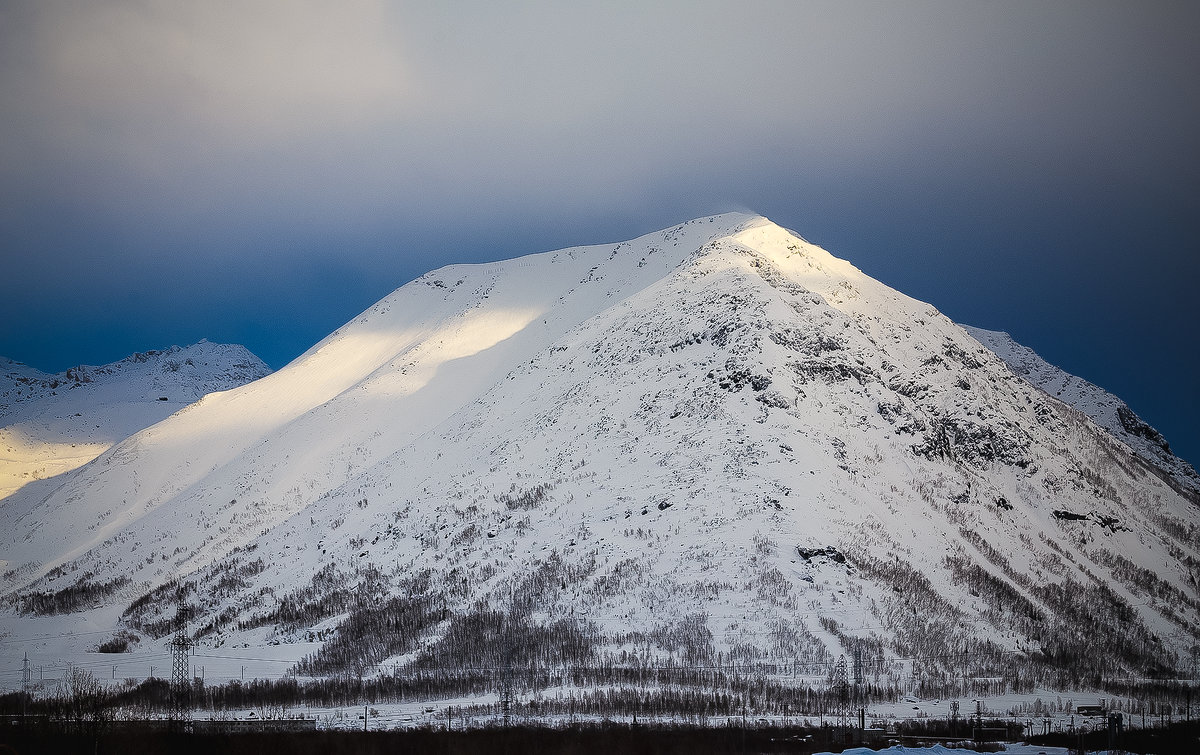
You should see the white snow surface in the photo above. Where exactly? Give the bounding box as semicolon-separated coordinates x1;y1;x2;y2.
1;214;1197;690
0;341;270;501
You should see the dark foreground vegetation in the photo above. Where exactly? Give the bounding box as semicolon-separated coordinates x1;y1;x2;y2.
1;723;821;755
2;719;1198;755
1029;719;1200;755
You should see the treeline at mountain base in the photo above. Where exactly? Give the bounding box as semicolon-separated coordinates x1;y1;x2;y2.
2;667;1195;726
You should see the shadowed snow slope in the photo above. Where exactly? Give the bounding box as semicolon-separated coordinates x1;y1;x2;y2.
1;214;1196;688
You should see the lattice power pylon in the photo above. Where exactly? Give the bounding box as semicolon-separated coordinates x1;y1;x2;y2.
21;652;31;717
168;600;193;729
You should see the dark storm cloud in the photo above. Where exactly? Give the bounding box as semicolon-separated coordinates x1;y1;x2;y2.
6;1;1191;239
2;1;1198;459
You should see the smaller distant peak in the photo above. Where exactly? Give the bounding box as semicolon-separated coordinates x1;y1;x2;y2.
0;356;49;379
180;339;230;353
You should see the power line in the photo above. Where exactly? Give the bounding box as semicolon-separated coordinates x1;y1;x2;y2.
0;628;126;646
193;653;302;664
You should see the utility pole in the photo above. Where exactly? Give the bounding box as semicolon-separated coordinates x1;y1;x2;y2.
853;647;863;699
852;647;864;739
1190;644;1199;723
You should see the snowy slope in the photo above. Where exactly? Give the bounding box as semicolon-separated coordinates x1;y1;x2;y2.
962;325;1199;497
0;341;270;501
1;215;1196;692
0;216;750;591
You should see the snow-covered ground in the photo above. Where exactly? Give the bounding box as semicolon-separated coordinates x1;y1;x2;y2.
0;632;1149;744
2;214;1196;714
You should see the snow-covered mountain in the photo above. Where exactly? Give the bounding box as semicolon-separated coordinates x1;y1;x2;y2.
962;325;1199;498
2;215;1196;692
0;341;270;500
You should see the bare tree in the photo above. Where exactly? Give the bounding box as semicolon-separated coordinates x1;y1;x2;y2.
60;665;111;735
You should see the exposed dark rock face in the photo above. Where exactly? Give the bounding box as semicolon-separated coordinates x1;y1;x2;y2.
1117;406;1171;454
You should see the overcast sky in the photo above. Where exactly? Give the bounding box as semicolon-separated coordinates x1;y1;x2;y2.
2;1;1198;463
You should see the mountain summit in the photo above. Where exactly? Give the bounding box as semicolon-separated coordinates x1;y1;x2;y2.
2;215;1196;692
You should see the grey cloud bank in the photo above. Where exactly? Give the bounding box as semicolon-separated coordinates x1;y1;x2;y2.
1;0;1197;462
